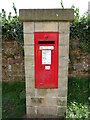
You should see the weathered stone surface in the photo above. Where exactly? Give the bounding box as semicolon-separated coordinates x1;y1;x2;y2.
24;46;34;56
59;45;69;57
19;9;74;22
26;96;44;106
58;77;68;88
27;106;36;118
59;57;69;67
26;78;35;97
58;88;67;97
59;33;69;45
57;97;67;106
23;22;34;33
37;106;57;116
59;22;70;33
57;106;67;116
47;89;58;97
35;22;58;32
25;57;34;68
25;68;34;78
24;34;34;45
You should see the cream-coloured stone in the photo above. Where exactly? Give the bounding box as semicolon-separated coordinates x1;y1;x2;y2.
35;89;47;97
26;96;44;106
27;106;36;118
47;89;58;97
57;106;67;116
25;64;34;77
24;46;34;56
59;57;69;67
58;88;67;97
23;22;34;33
59;45;69;57
58;77;68;89
59;22;70;33
58;69;68;79
25;57;34;68
35;22;58;32
59;33;69;45
43;97;57;106
37;106;57;116
26;78;35;97
24;34;34;45
57;97;67;106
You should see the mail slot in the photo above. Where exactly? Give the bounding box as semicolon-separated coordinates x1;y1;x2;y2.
34;32;59;88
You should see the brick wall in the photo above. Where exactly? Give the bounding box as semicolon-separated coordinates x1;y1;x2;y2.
2;39;25;81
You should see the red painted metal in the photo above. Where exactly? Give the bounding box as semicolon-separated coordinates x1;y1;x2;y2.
34;32;59;88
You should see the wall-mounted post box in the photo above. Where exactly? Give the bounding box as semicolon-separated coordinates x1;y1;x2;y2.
19;9;74;118
34;32;59;88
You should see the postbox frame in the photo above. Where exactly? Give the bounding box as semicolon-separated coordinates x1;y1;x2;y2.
34;32;59;88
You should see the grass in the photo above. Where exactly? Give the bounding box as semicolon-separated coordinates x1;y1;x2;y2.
2;77;89;119
2;81;26;119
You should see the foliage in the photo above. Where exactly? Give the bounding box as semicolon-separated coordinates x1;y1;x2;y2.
67;77;89;118
70;6;89;52
1;3;23;43
67;102;88;118
2;81;26;118
0;3;89;51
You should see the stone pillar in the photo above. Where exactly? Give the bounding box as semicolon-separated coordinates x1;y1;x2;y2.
19;9;74;118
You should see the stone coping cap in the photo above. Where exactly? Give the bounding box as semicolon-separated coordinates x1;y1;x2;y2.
19;9;74;22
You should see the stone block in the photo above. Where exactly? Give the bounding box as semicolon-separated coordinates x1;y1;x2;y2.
23;22;34;33
57;106;67;117
58;88;67;97
35;22;58;32
59;45;69;57
25;57;34;68
24;33;34;45
24;46;34;56
59;33;69;45
58;77;68;89
25;66;34;78
47;89;58;97
25;77;35;88
19;9;74;22
59;67;68;78
59;57;69;67
37;106;57;116
59;22;70;33
27;106;36;118
26;80;35;97
26;96;44;106
57;97;67;106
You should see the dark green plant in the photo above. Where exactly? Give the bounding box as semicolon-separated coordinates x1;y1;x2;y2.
1;3;23;44
70;5;89;52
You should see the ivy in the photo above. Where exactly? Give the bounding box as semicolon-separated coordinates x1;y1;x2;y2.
1;3;23;44
70;6;89;52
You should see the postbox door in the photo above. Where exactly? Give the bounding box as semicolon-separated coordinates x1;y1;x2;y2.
34;32;59;88
38;46;55;88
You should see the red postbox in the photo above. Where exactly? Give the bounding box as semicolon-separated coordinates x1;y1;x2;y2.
34;32;59;88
